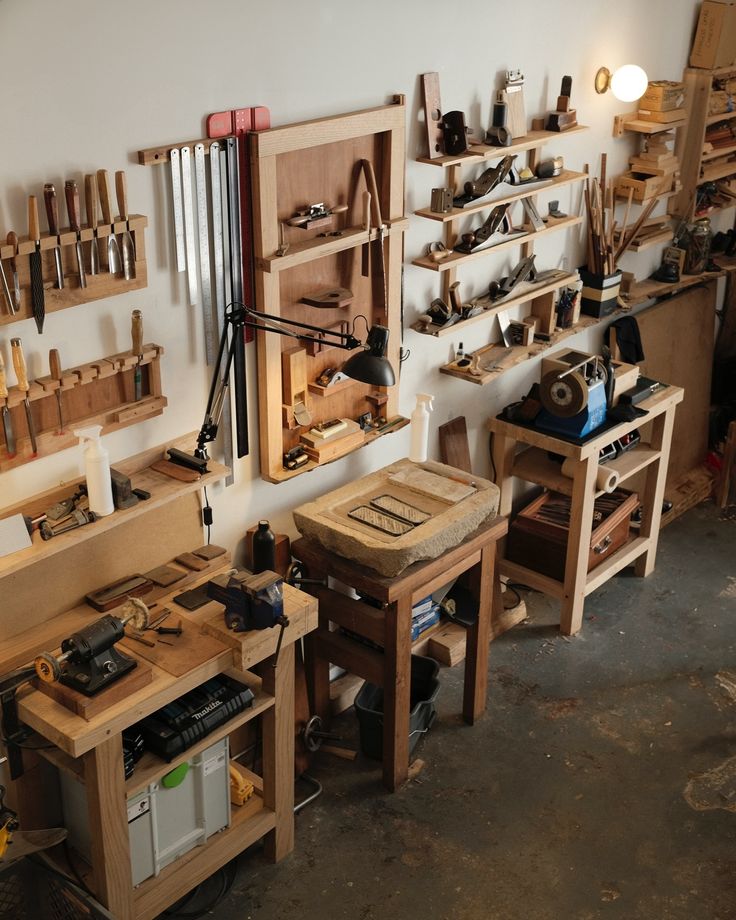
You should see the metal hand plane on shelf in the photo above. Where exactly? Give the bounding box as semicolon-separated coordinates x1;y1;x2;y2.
286;202;348;230
454;203;523;254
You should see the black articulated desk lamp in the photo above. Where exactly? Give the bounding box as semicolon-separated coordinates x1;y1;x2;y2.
186;301;395;468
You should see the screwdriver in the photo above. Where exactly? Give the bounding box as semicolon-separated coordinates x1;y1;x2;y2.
10;337;38;455
49;348;65;434
131;309;143;401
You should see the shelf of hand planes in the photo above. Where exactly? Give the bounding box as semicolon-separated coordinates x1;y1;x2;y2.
411;151;587;272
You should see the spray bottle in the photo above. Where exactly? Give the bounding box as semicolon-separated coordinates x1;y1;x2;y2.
74;425;114;517
409;393;434;463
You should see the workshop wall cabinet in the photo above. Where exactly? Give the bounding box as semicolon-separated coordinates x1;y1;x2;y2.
249;98;409;482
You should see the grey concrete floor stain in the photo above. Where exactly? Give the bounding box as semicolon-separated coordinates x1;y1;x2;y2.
196;504;736;920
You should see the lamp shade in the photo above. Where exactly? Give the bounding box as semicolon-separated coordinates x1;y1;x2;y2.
610;65;648;102
341;324;396;386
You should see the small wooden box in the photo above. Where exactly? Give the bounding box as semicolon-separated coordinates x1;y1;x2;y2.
640;81;685;112
506;489;640;582
690;0;736;69
616;171;674;202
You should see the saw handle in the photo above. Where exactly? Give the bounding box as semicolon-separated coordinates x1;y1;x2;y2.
28;196;40;243
10;338;29;392
64;180;81;232
43;184;60;235
85;174;98;229
115;170;129;221
49;348;62;382
97;169;113;225
131;310;143;356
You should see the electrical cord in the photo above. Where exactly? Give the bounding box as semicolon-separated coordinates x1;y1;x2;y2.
0;734;54;751
488;432;496;482
203;486;212;545
502;583;522;611
162;858;238;918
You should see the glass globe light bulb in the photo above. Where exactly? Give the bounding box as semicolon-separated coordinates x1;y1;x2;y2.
610;65;648;103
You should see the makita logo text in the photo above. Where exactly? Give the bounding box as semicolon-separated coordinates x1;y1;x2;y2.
192;700;223;720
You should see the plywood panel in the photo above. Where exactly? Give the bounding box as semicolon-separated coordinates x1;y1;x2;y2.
636;282;715;484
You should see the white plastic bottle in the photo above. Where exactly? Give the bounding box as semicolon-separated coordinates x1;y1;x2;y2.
74;425;114;517
409;393;434;463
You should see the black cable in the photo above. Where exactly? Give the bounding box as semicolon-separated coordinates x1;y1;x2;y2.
502;583;522;611
488;432;497;482
162;859;238;918
203;485;212;545
0;734;54;751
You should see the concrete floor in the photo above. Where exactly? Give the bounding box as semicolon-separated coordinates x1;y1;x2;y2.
200;503;736;920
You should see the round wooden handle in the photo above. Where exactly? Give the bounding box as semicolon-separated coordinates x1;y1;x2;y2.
65;181;80;232
49;348;62;381
28;196;40;242
115;170;128;220
6;231;18;269
43;184;60;234
0;350;7;400
85;174;98;228
131;309;143;355
97;169;112;224
10;337;29;391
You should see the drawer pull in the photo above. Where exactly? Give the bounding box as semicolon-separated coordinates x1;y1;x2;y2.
593;535;613;555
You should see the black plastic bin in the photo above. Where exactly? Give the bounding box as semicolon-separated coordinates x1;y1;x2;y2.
354;654;440;760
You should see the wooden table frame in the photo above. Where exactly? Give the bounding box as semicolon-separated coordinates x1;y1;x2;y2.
488;385;683;636
293;514;507;792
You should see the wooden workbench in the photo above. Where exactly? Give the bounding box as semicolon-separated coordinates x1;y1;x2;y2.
488;385;684;635
294;513;508;792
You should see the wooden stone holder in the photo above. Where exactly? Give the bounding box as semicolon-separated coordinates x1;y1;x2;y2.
0;342;166;471
0;215;148;328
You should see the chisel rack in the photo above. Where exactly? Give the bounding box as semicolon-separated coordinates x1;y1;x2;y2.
250;97;408;482
0;216;148;329
0;342;166;471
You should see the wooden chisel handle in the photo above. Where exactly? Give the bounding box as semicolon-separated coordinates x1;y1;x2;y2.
0;350;7;400
97;169;113;225
43;184;60;235
131;309;143;356
360;159;383;227
6;231;18;271
115;170;129;221
49;347;62;381
85;174;98;229
10;337;29;392
65;181;81;232
28;196;40;243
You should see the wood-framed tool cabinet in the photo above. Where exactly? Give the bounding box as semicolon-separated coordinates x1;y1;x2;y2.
487;384;683;636
0;436;318;919
249;98;408;483
1;342;166;472
0;216;148;328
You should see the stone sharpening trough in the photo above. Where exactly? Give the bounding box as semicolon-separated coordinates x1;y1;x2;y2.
292;459;500;577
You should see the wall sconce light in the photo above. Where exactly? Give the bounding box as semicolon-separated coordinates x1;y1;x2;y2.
595;65;648;102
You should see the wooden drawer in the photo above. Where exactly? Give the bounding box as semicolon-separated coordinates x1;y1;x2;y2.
506;488;640;581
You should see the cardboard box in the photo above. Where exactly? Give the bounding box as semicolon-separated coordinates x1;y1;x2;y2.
616;171;675;202
640;81;686;111
690;0;736;69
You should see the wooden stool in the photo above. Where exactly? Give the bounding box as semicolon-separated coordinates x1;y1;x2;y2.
294;514;507;792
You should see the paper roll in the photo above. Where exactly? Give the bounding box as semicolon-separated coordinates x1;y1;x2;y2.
560;458;620;494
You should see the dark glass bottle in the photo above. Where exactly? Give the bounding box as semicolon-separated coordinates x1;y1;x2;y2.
252;520;276;573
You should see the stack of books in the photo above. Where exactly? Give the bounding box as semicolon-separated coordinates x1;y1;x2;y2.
411;595;440;641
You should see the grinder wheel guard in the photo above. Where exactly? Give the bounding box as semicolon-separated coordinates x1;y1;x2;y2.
540;370;589;418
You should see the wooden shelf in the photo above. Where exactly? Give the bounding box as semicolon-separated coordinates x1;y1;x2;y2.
126;685;274;797
706;110;736;126
0;436;229;580
511;446;660;498
702;160;736;183
416;125;589;167
411;215;583;272
615;114;687;135
411;271;575;338
257;219;408;273
498;557;566;599
584;536;649;594
702;141;736;161
614;228;674;253
414;170;587;223
621;265;725;307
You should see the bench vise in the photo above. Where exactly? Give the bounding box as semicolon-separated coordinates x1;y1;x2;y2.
207;570;285;633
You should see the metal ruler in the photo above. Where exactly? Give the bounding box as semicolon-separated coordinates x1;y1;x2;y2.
180;146;198;306
225;137;248;458
194;143;216;364
169;148;186;272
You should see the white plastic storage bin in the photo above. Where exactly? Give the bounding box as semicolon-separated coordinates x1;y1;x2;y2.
60;737;231;886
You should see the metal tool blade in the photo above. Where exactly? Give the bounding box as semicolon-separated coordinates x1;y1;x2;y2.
212;142;233;486
64;180;87;289
84;175;100;276
180;146;199;306
43;184;65;290
194;143;216;364
97;169;122;275
6;232;20;310
27;197;45;334
170;148;186;272
0;260;15;315
114;170;136;281
210;142;225;320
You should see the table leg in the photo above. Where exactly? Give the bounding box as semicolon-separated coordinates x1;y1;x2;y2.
304;628;330;726
382;594;412;792
560;456;598;635
262;641;295;861
635;407;676;577
84;735;134;920
491;433;516;517
462;541;495;724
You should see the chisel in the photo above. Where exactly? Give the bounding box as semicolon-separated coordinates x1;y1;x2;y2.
85;174;100;275
64;180;87;289
43;184;65;290
131;309;143;401
27;196;46;333
6;232;21;312
49;348;65;433
114;170;136;281
0;349;15;457
97;169;122;276
10;337;38;455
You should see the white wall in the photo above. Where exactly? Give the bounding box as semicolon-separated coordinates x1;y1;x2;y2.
0;0;703;556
